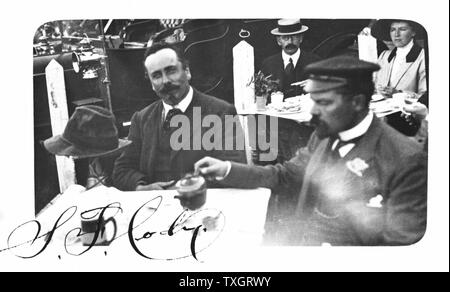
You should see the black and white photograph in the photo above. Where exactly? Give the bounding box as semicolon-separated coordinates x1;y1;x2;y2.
0;0;448;273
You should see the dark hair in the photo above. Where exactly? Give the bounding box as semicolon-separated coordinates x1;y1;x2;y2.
335;77;375;108
390;20;417;32
143;42;189;69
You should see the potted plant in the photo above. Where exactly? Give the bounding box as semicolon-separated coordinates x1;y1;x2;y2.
248;71;280;110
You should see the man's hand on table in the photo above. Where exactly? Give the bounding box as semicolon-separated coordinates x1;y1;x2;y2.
135;180;176;191
377;85;400;98
403;102;428;121
194;157;230;180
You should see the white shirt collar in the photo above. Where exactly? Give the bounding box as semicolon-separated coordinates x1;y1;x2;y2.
162;86;193;119
332;112;373;157
282;49;301;68
396;39;414;57
338;111;374;142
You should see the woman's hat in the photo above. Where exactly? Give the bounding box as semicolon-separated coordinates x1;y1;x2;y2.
271;19;309;36
370;19;427;41
43;105;132;159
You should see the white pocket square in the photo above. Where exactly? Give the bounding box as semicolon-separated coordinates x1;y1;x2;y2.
366;194;383;208
346;158;369;177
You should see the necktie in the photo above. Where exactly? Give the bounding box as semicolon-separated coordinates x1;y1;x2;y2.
330;136;363;160
163;108;183;131
285;58;295;86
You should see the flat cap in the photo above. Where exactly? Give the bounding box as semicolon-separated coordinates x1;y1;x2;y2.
303;56;380;93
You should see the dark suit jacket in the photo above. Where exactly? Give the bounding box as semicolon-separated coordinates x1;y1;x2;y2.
113;88;247;191
221;117;427;246
261;50;321;97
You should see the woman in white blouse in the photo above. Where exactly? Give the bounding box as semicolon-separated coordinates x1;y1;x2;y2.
372;19;427;100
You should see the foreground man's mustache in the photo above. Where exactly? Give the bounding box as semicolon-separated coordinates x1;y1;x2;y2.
161;84;180;94
310;115;321;127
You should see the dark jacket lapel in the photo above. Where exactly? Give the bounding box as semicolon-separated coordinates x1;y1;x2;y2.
295;136;330;216
387;48;397;63
274;53;285;86
145;101;164;181
406;43;422;63
295;51;308;81
387;43;423;88
387;44;422;63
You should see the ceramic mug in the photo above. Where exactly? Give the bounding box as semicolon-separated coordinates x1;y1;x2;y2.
175;174;207;210
80;214;117;246
271;91;284;105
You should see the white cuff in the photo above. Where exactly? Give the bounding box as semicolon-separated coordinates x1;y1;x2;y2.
215;161;232;181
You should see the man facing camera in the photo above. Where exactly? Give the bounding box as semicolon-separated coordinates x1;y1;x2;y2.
113;43;246;191
195;56;427;246
258;19;322;164
261;19;321;98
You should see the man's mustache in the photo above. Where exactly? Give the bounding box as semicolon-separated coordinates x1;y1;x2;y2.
286;44;298;50
310;115;321;127
160;83;180;94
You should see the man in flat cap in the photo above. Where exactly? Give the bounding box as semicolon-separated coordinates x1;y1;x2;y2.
194;56;427;246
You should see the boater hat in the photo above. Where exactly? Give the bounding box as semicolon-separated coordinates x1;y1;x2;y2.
43;105;131;159
271;19;309;36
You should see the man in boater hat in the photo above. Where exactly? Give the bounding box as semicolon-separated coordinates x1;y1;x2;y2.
261;19;321;98
257;19;322;166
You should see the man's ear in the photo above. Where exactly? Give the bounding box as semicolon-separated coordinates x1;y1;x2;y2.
352;94;367;111
276;36;282;46
185;66;192;81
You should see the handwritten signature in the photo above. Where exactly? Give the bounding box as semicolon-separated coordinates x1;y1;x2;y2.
0;196;225;261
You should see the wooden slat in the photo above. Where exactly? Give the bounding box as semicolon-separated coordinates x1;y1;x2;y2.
233;40;256;164
45;59;76;193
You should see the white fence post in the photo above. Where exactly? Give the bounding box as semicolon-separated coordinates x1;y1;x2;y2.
233;40;256;165
233;40;255;113
45;59;76;193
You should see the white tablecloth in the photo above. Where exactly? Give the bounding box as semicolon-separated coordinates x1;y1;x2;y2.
369;98;402;117
238;94;402;120
1;185;270;265
237;94;313;123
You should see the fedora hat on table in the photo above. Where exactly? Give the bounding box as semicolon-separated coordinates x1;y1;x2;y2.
271;19;309;36
43;105;132;159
